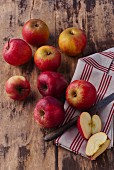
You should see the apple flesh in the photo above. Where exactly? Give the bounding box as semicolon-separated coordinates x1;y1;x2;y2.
34;96;65;128
66;80;97;109
91;139;110;160
37;71;68;99
91;115;102;135
86;132;110;160
5;76;30;100
22;19;49;46
77;112;102;139
34;45;61;71
3;38;32;66
58;27;87;56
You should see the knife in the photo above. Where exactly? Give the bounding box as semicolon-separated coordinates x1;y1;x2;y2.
44;93;114;142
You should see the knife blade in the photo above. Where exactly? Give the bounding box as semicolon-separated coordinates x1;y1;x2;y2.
89;93;114;114
44;93;114;142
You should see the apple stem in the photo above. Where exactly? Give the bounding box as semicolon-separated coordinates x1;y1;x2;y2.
47;51;51;55
6;38;10;50
39;109;45;118
35;23;38;27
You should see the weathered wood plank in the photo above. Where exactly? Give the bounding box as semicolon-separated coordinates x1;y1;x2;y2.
0;0;57;170
55;0;114;170
0;0;114;170
55;0;79;83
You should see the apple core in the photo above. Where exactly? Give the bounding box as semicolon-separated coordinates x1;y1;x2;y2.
69;30;75;35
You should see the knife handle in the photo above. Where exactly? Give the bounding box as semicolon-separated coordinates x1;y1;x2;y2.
44;116;78;142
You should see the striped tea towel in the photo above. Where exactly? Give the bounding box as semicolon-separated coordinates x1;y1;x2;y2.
55;47;114;158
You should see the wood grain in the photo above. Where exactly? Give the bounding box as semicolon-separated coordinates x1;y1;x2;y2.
0;0;114;170
56;0;114;170
0;1;56;170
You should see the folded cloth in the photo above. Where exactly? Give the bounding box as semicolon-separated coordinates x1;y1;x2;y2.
55;48;114;158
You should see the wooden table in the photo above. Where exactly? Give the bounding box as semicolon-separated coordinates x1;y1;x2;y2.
0;0;114;170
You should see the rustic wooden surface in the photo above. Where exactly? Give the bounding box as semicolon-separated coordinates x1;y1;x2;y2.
0;0;114;170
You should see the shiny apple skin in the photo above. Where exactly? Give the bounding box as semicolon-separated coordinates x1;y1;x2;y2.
3;38;32;66
77;114;86;139
58;27;87;56
5;76;30;100
34;46;61;71
22;19;49;46
66;80;97;109
37;71;68;98
34;96;65;128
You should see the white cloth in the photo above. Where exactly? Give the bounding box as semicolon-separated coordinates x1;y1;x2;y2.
55;48;114;158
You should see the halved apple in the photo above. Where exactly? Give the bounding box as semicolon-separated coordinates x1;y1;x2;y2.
77;112;102;139
85;132;110;160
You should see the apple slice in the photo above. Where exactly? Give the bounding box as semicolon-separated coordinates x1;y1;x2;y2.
77;112;102;139
77;112;91;139
91;139;110;160
86;132;107;156
91;115;102;135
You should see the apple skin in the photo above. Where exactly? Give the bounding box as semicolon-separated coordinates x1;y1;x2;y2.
66;80;97;109
34;45;61;71
3;38;32;66
58;27;87;56
5;76;30;100
22;19;49;46
34;96;65;128
37;71;68;98
77;113;86;139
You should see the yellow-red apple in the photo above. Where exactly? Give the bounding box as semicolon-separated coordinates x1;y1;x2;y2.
58;27;87;56
34;45;61;71
5;76;30;100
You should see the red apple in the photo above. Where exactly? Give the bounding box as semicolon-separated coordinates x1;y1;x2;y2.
34;45;61;71
66;80;97;109
34;96;65;128
22;19;49;46
37;71;68;98
77;112;102;139
3;38;32;66
58;27;87;56
5;76;30;100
